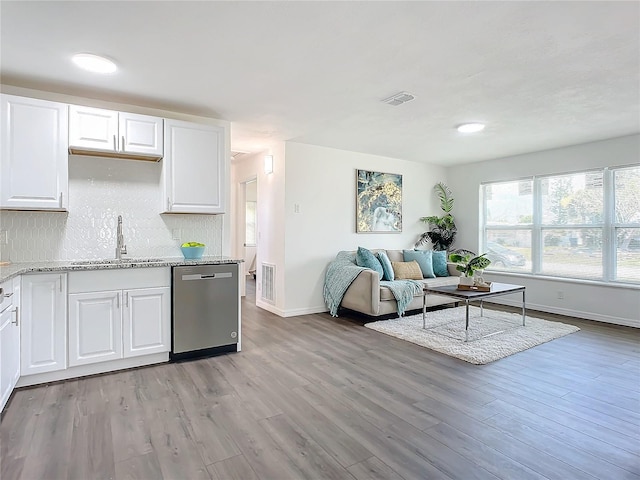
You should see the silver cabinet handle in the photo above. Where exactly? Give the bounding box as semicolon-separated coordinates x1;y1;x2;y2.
121;135;125;152
12;306;18;326
59;192;63;208
3;292;13;298
116;292;120;308
113;134;117;152
125;291;129;307
59;275;62;293
0;287;3;296
167;197;171;211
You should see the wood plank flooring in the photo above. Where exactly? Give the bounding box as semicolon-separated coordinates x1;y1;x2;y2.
1;279;639;479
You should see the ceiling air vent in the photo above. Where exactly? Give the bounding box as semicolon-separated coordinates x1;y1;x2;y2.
382;91;415;106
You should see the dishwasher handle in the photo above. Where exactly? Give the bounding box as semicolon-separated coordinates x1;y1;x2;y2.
182;272;233;281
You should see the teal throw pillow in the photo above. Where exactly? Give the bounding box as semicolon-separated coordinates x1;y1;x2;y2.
356;247;384;278
403;249;435;278
432;250;449;277
376;251;395;281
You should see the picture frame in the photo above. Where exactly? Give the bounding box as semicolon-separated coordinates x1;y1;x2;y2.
356;169;402;233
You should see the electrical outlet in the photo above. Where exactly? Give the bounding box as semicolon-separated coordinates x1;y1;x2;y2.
0;230;7;245
294;203;301;214
557;291;564;300
172;228;181;240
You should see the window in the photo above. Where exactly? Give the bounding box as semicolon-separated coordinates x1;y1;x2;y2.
481;165;640;284
483;180;532;273
614;166;640;283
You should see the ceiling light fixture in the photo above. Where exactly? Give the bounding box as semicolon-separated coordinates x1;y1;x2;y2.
382;91;415;106
457;123;485;133
72;53;117;74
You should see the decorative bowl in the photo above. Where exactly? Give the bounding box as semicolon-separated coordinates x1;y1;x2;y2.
181;246;205;260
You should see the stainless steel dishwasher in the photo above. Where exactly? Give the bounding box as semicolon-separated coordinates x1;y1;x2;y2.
172;263;239;361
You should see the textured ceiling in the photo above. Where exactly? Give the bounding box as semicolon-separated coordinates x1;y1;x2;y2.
1;1;638;166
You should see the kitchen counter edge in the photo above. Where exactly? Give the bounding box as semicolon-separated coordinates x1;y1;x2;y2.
0;257;244;283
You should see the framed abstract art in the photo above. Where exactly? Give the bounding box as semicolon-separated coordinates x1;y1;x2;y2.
356;169;402;233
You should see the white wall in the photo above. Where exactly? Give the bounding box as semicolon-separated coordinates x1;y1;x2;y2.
231;146;287;313
0;85;232;260
447;134;640;327
283;142;447;316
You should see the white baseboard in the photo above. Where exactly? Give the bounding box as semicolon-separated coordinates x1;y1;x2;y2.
282;305;329;317
256;300;286;317
493;298;639;328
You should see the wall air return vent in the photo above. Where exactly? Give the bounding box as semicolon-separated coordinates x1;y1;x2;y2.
382;91;415;106
261;263;275;304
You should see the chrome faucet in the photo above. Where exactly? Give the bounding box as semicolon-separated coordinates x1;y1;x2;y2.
115;215;127;260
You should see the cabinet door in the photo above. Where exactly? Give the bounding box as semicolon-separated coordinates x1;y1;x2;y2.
68;291;122;366
21;273;67;375
119;112;163;157
0;305;20;412
0;94;69;210
68;105;118;153
123;287;170;357
162;119;226;214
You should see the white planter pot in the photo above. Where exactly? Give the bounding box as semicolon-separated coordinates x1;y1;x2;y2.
459;276;474;286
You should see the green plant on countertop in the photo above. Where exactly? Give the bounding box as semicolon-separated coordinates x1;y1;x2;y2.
415;182;457;251
448;252;492;277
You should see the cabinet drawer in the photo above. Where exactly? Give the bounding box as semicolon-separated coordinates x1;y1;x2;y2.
68;267;170;293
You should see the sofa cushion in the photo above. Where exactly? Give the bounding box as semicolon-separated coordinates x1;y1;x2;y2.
376;251;395;281
356;247;383;278
379;274;460;301
403;250;436;278
391;260;423;280
432;250;449;277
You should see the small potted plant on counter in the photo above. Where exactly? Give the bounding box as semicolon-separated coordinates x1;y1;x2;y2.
449;251;492;287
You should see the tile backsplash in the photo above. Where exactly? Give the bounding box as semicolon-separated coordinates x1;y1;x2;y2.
0;155;223;262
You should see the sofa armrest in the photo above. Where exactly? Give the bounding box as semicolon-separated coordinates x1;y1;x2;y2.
447;263;462;276
341;269;380;316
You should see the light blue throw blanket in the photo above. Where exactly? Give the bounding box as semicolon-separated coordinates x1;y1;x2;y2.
323;251;423;317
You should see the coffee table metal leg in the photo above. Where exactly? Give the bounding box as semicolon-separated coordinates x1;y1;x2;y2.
522;290;526;326
423;290;428;329
465;298;470;342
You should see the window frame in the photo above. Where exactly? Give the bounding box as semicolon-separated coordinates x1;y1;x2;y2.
480;164;639;285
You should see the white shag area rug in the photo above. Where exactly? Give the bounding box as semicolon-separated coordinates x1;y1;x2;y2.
364;306;580;364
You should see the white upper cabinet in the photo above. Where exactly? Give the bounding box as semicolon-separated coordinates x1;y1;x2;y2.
0;94;69;211
162;119;226;214
119;112;163;157
69;105;163;160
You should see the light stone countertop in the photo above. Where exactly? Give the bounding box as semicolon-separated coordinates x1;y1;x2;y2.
0;256;244;284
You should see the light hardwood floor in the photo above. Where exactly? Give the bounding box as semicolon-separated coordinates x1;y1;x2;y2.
1;278;639;480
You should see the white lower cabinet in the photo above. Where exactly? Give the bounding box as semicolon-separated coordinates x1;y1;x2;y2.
21;273;67;376
123;287;170;357
68;291;122;366
0;277;20;412
67;269;170;368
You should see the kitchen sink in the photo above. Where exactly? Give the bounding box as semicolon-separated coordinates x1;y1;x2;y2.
71;258;164;266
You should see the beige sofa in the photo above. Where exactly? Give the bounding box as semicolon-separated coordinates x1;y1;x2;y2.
340;249;461;317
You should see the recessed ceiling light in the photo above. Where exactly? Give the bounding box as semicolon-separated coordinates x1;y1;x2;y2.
457;123;485;133
72;53;117;74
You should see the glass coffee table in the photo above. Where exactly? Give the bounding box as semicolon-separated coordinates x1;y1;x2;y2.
423;282;526;342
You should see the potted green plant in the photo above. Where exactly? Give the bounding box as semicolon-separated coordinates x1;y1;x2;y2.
448;252;492;286
415;182;457;251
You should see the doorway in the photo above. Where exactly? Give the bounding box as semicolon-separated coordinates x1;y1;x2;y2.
239;178;257;297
